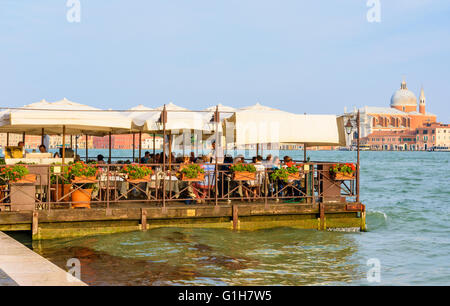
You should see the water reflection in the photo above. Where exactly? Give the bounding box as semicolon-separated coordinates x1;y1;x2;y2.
34;227;363;286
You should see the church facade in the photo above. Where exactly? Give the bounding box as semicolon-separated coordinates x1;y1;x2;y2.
346;79;437;147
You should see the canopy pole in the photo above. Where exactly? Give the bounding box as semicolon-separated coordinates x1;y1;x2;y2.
138;131;142;164
162;105;167;209
108;132;112;164
85;134;88;162
70;135;73;149
356;111;360;203
6;132;9;147
153;133;155;157
62;126;66;165
168;132;172;168
41;128;44;146
256;143;259;157
303;143;307;162
75;136;78;157
22;132;25;143
214;106;219;207
132;132;135;162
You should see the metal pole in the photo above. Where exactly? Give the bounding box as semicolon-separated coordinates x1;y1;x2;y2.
162;106;167;208
215;107;219;206
108;132;112;163
41;128;44;146
132;132;135;162
153;133;156;156
138;131;142;164
303;143;307;162
85;134;88;162
356;111;360;203
6;132;9;147
75;136;78;157
62;126;66;165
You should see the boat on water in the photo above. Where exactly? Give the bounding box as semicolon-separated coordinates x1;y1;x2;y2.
428;146;450;152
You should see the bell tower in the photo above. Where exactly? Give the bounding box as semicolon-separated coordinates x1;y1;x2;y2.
419;87;426;114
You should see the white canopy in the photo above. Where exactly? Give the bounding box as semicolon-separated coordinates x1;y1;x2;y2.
0;98;133;136
125;105;155;129
223;103;346;146
132;102;218;135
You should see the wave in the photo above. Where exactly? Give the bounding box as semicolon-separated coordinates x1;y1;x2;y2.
366;210;388;231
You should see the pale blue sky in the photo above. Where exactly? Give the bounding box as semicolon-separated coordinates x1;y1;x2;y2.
1;1;449;121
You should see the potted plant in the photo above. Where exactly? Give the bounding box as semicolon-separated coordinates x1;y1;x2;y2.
1;164;36;184
180;164;205;181
68;161;98;208
50;164;71;202
329;163;356;180
270;165;303;182
121;164;153;183
230;164;257;181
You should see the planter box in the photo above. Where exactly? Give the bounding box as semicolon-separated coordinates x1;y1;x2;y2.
346;203;362;211
127;174;152;183
286;172;302;181
72;176;97;184
13;174;37;184
233;171;256;181
181;172;205;182
333;173;355;181
9;176;37;211
51;183;72;202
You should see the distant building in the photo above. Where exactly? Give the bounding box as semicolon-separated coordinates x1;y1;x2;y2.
345;79;438;147
346;80;437;142
360;122;449;151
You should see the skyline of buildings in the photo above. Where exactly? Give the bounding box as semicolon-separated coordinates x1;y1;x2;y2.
0;78;448;152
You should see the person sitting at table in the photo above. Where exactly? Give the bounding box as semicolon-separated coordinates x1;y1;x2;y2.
192;155;215;204
97;154;106;164
39;144;47;153
190;152;196;163
17;141;28;154
247;155;265;201
53;152;60;158
141;151;151;163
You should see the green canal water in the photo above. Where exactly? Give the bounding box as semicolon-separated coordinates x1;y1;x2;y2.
27;151;450;285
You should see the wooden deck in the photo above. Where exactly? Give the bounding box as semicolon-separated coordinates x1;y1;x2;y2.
0;231;86;285
0;201;366;240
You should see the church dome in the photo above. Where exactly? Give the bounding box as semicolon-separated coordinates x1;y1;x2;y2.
390;80;417;107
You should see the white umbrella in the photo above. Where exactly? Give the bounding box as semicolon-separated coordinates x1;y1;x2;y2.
132;102;216;134
223;103;346;147
0;98;132;136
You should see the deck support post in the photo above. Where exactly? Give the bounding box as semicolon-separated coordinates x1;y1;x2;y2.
232;205;239;230
141;208;147;231
319;203;325;230
32;211;39;237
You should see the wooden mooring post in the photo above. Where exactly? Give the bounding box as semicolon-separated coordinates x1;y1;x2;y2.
32;211;39;237
232;205;239;230
141;208;147;231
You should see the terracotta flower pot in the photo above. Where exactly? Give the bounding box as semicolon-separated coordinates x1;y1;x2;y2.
51;184;72;202
71;188;93;208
